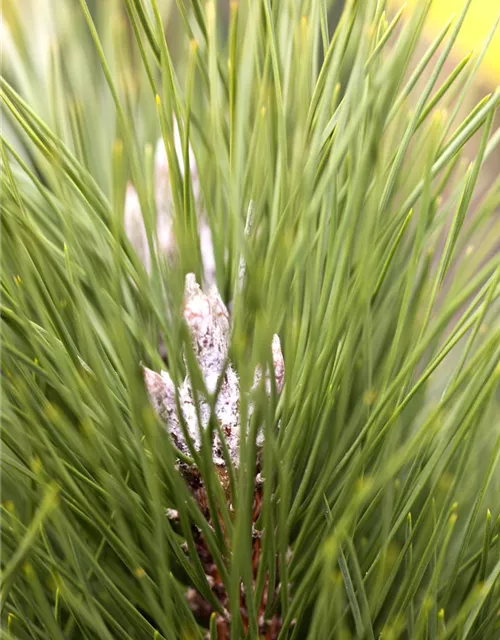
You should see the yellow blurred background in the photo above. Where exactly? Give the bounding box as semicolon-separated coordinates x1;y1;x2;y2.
398;0;500;83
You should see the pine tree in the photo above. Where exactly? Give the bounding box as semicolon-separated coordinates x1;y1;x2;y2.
2;1;500;639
